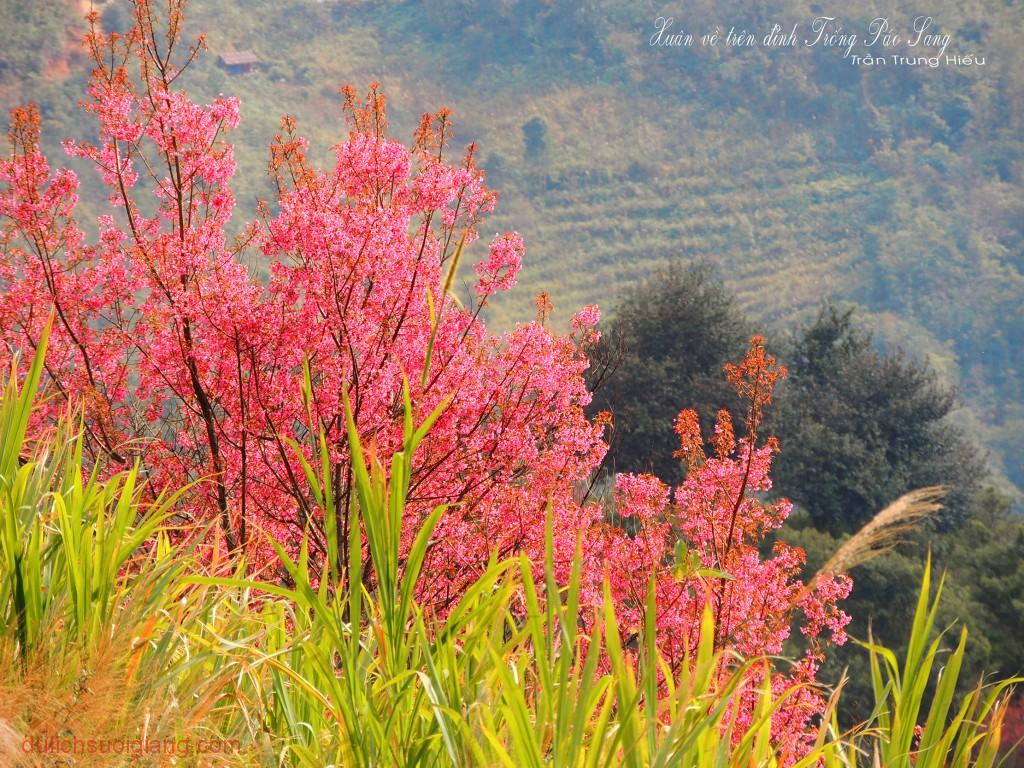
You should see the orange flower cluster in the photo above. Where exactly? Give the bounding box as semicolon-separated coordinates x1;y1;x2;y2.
724;334;787;431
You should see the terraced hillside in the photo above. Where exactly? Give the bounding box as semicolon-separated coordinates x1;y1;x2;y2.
485;124;883;326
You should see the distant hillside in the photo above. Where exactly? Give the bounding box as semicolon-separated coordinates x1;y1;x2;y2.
2;0;1021;492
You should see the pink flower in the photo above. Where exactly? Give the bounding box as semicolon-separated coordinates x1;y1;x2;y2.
571;303;600;330
474;232;523;296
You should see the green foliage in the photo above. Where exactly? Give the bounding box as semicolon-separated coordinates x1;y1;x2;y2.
771;304;985;533
935;488;1024;679
0;319;189;662
0;336;1017;766
587;262;750;482
853;556;1022;768
0;322;258;761
784;487;1024;727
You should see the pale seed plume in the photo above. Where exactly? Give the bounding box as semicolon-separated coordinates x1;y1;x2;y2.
809;486;947;590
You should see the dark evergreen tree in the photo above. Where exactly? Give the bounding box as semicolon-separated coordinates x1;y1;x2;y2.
521;116;548;161
771;304;985;534
587;263;750;483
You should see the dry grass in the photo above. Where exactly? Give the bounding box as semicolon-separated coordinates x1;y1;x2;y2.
810;486;947;588
0;634;151;767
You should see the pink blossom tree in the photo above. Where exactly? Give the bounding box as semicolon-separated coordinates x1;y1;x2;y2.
0;0;850;754
0;2;604;600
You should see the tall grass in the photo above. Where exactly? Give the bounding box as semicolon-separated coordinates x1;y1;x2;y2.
0;330;1018;766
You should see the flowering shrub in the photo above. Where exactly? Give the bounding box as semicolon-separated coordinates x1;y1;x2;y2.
0;0;850;756
598;337;851;757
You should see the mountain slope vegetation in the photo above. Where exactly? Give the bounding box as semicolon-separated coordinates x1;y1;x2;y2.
2;0;1021;490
